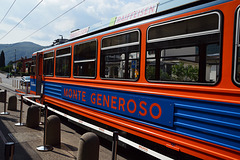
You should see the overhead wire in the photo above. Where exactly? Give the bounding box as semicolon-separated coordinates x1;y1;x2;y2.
0;0;17;24
21;0;86;41
0;0;43;41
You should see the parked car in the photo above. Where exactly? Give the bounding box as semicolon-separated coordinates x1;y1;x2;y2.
20;76;30;85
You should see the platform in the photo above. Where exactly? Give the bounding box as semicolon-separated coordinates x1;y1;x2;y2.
0;87;126;160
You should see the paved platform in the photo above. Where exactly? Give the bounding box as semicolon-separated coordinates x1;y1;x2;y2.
0;85;126;160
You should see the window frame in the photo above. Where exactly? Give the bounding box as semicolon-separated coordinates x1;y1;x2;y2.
43;50;54;77
55;46;72;77
233;7;240;86
100;29;141;81
147;11;221;43
146;11;222;85
73;39;97;79
30;55;36;76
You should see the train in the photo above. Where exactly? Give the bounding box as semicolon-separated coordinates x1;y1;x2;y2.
27;0;240;159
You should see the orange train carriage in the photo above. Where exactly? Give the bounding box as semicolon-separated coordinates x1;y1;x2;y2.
29;0;240;159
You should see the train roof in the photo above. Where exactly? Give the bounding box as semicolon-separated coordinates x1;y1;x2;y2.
33;0;231;55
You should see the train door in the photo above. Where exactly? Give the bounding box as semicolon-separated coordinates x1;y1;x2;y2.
36;52;43;95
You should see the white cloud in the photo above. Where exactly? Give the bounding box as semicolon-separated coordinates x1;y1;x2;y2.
7;16;27;27
0;0;157;46
53;17;75;32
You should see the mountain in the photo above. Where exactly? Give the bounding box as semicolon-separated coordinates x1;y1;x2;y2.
0;42;47;65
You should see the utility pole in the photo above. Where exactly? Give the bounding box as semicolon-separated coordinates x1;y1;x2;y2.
15;49;16;77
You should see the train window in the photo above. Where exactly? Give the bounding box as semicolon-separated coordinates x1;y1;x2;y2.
101;30;140;80
102;31;138;48
56;46;71;77
43;51;54;76
234;8;240;84
147;12;221;84
148;13;219;40
73;40;97;78
30;55;36;75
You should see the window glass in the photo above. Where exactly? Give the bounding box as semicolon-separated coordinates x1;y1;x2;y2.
74;40;96;77
148;13;219;41
147;12;221;84
102;31;138;48
56;47;71;77
56;47;70;56
236;48;240;82
43;51;54;76
101;31;140;80
235;9;240;83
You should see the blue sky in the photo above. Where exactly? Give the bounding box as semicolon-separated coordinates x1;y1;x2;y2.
0;0;157;46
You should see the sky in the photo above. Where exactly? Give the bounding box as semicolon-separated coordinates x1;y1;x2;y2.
0;0;158;46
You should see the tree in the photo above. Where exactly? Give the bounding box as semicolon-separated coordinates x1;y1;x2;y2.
171;62;198;81
8;61;13;66
0;50;5;68
17;61;23;73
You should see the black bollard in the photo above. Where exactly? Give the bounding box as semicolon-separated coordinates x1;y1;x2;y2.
26;105;40;128
46;115;61;146
36;104;53;152
77;132;99;160
8;96;17;111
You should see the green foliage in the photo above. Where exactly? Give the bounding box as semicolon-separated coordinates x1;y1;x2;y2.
8;61;13;66
171;62;186;81
171;62;198;81
160;69;170;80
17;62;23;72
1;64;13;73
146;65;155;80
146;65;171;80
186;65;198;81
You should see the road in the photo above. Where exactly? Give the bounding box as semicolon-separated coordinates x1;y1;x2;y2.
0;72;21;89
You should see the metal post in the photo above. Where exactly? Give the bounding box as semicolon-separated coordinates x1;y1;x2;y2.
15;95;24;126
26;83;29;94
38;96;43;125
111;131;118;160
1;90;9;115
4;142;15;160
39;101;43;125
36;104;53;151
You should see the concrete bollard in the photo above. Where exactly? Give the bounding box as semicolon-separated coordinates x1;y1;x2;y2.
8;96;17;111
26;105;40;128
46;115;61;146
77;132;99;160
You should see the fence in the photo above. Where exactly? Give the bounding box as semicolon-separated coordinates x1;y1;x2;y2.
12;80;21;89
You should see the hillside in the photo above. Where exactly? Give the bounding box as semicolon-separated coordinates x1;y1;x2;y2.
0;42;47;65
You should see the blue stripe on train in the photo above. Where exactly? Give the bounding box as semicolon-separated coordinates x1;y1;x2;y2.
43;81;240;151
